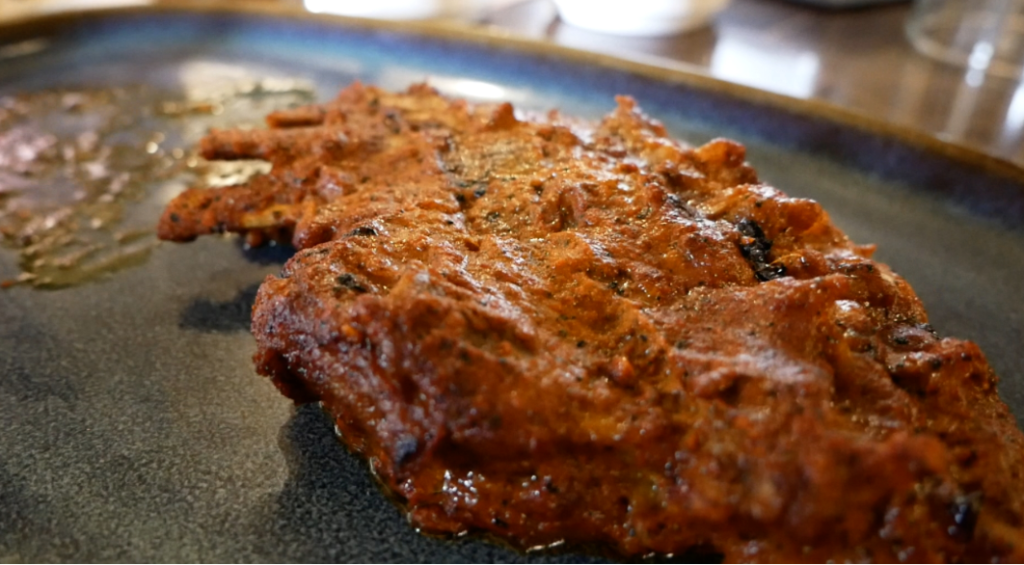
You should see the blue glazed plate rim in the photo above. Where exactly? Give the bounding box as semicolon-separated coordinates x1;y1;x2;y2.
0;1;1021;186
1;3;1020;230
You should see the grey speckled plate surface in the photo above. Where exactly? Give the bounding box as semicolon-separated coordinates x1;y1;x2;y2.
1;5;1022;563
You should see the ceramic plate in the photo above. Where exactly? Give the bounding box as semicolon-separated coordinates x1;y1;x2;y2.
1;6;1021;562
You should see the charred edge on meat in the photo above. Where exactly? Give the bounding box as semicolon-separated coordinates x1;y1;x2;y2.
394;435;419;466
737;219;786;282
949;492;982;539
347;226;378;237
335;273;368;293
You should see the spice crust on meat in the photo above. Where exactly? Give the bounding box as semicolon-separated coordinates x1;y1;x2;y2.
159;83;1024;562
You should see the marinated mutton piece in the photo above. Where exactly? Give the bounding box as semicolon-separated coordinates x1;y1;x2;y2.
158;83;1024;562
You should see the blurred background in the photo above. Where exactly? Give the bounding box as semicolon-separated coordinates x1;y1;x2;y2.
2;0;1023;167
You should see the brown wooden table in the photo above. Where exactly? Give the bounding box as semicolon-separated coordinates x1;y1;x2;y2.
480;0;1024;168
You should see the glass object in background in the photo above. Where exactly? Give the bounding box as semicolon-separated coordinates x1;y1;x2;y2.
907;0;1024;80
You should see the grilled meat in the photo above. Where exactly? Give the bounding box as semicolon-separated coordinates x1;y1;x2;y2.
159;83;1024;562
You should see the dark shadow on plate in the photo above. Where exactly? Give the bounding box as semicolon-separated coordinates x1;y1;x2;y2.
0;310;77;403
178;283;260;333
239;239;297;265
0;462;89;562
0;364;78;404
260;404;719;563
178;241;294;333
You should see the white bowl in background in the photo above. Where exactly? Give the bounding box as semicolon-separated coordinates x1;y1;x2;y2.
304;0;488;20
552;0;732;36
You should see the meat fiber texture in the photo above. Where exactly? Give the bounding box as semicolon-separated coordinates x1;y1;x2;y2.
159;83;1024;562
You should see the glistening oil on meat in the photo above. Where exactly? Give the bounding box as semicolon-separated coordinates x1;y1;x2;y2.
158;83;1024;562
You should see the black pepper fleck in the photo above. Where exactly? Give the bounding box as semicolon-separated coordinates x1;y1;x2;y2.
737;219;786;282
347;226;377;237
335;273;367;293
